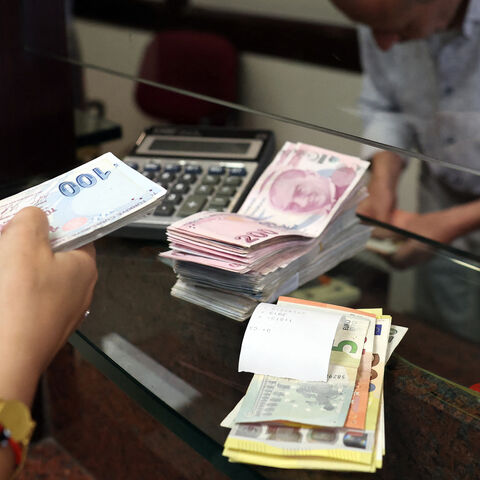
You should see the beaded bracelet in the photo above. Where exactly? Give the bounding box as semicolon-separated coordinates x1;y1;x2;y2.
0;424;22;467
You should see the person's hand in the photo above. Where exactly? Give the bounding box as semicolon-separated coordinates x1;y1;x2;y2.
357;151;405;238
390;209;456;243
0;207;97;407
379;209;456;269
357;172;397;223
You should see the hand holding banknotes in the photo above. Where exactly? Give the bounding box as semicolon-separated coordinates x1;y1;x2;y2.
365;208;465;269
0;207;97;480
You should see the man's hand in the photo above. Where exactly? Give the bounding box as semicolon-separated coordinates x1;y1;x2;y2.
357;172;398;239
379;209;464;269
357;173;397;223
385;210;448;268
390;210;456;244
357;150;405;237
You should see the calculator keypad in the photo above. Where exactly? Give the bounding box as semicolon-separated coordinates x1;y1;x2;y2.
123;157;255;230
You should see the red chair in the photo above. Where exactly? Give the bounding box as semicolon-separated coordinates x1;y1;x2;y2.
135;30;238;125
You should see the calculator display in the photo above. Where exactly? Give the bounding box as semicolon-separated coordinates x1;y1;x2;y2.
136;135;263;159
150;139;250;154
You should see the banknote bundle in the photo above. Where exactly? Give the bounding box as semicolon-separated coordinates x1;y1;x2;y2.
0;153;166;250
161;142;372;321
221;297;408;473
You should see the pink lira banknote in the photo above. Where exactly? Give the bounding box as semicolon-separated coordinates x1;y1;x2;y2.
166;211;314;248
162;210;319;273
238;142;370;238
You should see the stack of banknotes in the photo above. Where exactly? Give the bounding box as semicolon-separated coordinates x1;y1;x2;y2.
161;142;372;321
0;153;166;250
221;297;408;472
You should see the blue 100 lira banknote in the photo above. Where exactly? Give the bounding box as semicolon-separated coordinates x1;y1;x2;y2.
0;152;166;250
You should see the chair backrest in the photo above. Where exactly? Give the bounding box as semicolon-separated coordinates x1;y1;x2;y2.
135;30;238;125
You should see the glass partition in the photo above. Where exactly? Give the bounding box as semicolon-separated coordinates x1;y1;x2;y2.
18;29;480;350
25;0;480;179
22;0;480;263
60;62;480;355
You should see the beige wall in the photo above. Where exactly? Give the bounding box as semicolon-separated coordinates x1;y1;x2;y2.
73;17;365;156
191;0;351;25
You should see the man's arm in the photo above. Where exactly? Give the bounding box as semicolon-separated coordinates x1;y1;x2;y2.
382;199;480;268
357;26;416;160
355;27;416;224
357;150;405;223
393;198;480;244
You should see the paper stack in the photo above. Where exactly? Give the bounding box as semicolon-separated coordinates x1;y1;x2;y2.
161;142;372;321
221;297;407;473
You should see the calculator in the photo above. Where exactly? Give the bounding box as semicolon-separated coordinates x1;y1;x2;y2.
116;125;276;240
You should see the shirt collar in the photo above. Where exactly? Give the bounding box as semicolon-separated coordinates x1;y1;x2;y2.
462;0;480;38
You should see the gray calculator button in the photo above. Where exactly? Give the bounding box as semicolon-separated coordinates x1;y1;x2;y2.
196;184;214;195
142;171;156;180
217;186;236;197
210;196;229;207
165;164;181;173
224;176;242;186
179;173;197;183
208;165;225;175
172;182;190;194
229;167;247;176
154;204;175;216
185;165;203;174
143;163;161;172
202;175;221;185
177;195;208;217
163;192;183;205
160;172;176;183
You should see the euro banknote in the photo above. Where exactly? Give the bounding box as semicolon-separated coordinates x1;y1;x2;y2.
0;153;166;251
224;420;377;465
344;315;376;430
387;324;408;360
364;316;391;433
277;299;377;431
222;313;407;472
234;304;373;428
223;315;392;467
222;447;378;472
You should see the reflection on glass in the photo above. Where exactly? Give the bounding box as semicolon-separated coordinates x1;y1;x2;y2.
14;3;480;477
21;0;480;387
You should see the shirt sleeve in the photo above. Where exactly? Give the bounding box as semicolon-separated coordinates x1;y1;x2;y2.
357;27;416;162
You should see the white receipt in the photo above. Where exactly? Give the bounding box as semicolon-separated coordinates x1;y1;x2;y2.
238;303;341;382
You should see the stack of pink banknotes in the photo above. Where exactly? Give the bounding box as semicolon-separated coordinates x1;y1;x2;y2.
161;142;372;321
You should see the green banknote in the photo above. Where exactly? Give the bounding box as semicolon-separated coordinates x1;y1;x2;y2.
234;309;371;428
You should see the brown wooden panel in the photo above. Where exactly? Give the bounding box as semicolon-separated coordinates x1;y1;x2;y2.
74;0;361;72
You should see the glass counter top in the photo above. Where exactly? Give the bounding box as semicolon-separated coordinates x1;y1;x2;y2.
69;232;480;479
